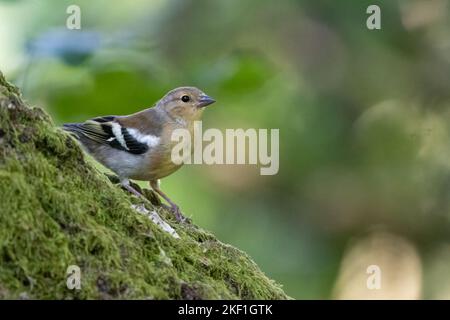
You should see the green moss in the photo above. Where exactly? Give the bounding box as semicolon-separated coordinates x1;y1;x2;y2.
0;72;289;300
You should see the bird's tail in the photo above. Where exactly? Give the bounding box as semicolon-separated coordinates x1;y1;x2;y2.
62;123;83;139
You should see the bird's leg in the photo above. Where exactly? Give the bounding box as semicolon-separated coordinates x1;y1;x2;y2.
120;179;144;198
150;180;185;222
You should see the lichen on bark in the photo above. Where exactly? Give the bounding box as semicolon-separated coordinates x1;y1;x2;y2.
0;71;289;299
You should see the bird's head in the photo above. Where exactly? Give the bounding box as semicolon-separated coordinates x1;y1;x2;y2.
157;87;215;122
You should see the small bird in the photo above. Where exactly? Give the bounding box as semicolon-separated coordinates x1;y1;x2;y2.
63;87;215;221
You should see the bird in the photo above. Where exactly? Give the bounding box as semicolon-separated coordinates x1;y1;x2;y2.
63;87;216;222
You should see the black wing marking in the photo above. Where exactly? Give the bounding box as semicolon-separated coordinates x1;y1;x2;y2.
120;127;149;154
92;115;116;123
63;117;149;155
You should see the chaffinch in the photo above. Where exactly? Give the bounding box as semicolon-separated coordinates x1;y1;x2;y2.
63;87;215;221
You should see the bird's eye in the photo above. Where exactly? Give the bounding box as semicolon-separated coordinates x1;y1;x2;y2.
181;95;190;102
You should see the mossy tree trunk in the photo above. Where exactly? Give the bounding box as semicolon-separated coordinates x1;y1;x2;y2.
0;71;289;299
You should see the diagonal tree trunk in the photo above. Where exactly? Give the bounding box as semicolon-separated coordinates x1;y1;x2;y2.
0;71;289;299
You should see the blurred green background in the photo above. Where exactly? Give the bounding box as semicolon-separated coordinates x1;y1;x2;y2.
1;0;449;299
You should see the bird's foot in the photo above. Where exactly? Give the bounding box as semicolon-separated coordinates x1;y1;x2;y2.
172;205;187;223
161;203;189;223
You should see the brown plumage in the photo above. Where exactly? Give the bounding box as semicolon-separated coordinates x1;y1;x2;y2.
63;87;215;221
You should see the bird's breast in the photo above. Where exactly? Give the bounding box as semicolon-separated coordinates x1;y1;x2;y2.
129;122;193;181
128;138;183;181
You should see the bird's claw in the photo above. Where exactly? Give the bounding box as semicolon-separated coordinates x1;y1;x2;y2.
160;203;188;223
172;206;187;223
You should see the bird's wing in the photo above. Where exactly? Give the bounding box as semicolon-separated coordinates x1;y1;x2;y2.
63;115;151;155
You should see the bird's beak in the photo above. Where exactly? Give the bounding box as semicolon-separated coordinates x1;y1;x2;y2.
198;94;216;108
